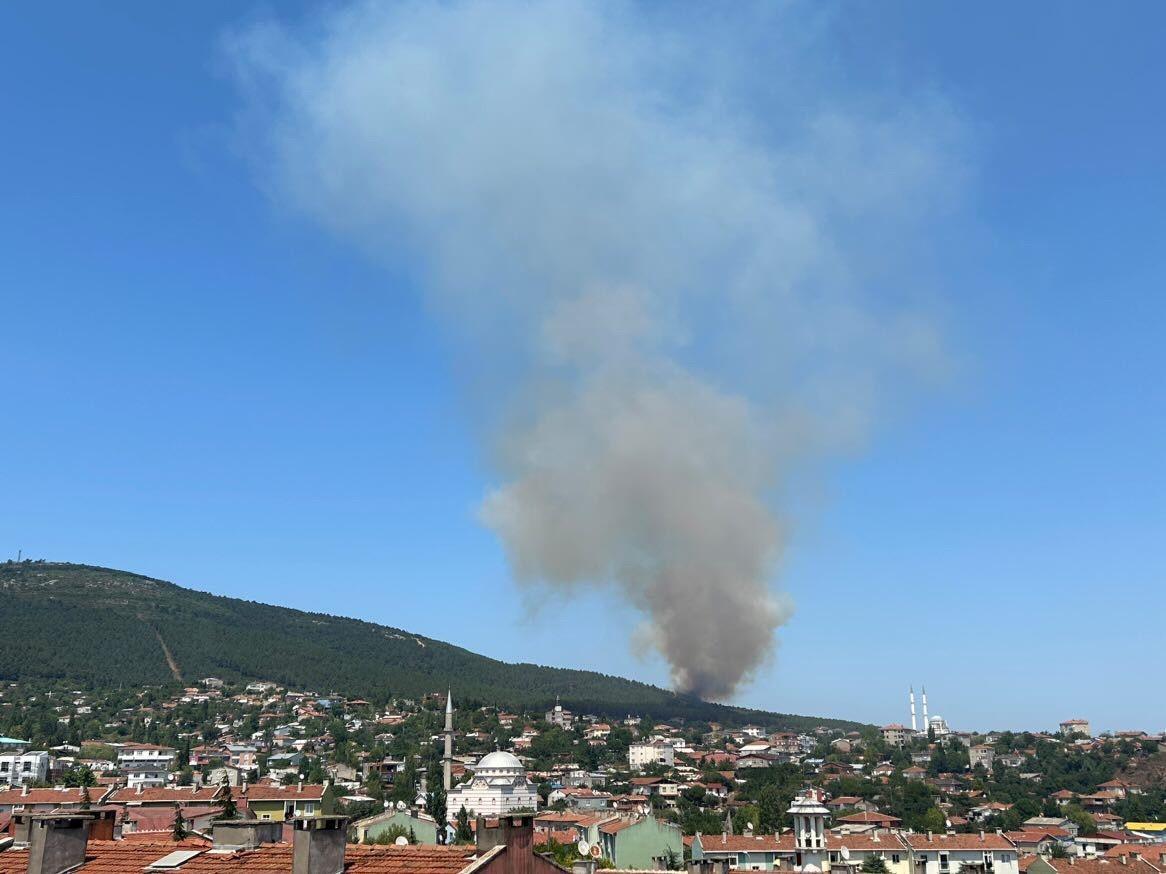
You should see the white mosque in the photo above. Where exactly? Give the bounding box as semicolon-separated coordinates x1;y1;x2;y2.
442;695;539;816
909;685;951;738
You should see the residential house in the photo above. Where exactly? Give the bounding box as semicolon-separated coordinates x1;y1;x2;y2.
902;832;1020;874
628;742;674;771
0;751;50;786
240;783;326;821
116;743;177;789
0;786;110;815
1059;720;1092;738
1023;818;1079;839
629;776;680;800
883;725;912;747
691;832;796;871
970;745;995;770
597;815;683;869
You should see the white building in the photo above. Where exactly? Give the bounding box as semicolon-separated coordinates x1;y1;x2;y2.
0;751;50;786
545;696;574;730
1059;719;1092;738
902;833;1019;874
117;743;176;789
446;751;539;816
628;742;674;771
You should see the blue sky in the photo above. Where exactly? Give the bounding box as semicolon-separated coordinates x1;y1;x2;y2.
2;2;1163;732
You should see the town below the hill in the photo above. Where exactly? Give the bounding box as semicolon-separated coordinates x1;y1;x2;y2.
1;678;1164;873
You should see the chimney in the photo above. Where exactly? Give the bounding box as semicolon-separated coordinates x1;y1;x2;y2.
136;784;142;795
573;861;597;874
88;809;116;842
475;815;506;852
928;832;933;842
26;814;92;874
292;816;348;874
980;831;985;841
212;819;283;850
21;785;29;797
499;814;535;874
297;781;304;793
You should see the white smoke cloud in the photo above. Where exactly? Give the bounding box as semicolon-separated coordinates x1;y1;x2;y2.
228;0;965;699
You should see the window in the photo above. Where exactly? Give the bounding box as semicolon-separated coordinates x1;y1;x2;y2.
940;853;949;871
893;855;901;864
0;762;8;772
22;762;31;772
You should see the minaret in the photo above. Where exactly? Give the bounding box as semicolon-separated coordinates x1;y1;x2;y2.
922;686;929;731
443;689;454;793
788;788;830;863
910;686;917;733
724;806;734;836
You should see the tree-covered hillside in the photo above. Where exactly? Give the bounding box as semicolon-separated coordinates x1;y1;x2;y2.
0;561;863;730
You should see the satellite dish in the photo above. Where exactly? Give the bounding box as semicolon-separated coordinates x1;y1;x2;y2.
841;847;851;861
590;844;602;859
394;836;409;846
577;840;591;857
747;823;754;832
396;800;406;811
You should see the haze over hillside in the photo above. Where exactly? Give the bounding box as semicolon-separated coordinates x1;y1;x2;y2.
0;561;863;730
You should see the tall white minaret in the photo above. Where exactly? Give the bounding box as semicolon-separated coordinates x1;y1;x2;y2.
910;686;917;733
922;686;929;730
443;689;454;793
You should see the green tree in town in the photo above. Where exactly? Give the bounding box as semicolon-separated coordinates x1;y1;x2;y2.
862;856;889;873
425;784;448;843
216;783;238;820
172;806;189;841
455;805;473;843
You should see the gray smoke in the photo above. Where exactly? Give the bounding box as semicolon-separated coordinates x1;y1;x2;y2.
230;0;963;699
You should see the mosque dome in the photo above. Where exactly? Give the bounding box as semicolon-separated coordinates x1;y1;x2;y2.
475;751;525;774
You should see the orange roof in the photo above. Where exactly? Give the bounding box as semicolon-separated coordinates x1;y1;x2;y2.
0;841;477;874
1105;846;1166;863
903;834;1016;851
107;786;221;805
0;787;108;806
1044;858;1160;874
240;784;325;801
838;811;902;824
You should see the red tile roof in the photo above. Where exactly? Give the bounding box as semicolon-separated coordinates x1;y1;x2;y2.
107;786;222;805
1044;858;1160;874
240;784;325;801
838;811;902;824
0;787;109;807
902;833;1016;851
0;841;478;874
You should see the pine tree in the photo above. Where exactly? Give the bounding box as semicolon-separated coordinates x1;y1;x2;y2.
216;782;238;820
455;805;472;843
425;784;448;843
172;805;189;841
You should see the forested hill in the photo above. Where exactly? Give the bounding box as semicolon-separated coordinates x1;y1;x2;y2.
0;561;863;731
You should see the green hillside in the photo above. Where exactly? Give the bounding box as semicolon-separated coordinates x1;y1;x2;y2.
0;561;863;731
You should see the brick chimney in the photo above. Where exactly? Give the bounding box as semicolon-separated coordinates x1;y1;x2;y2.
292;816;348;874
26;814;92;874
484;814;534;874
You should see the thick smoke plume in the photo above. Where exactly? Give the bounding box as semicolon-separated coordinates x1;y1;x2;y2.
231;1;962;699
